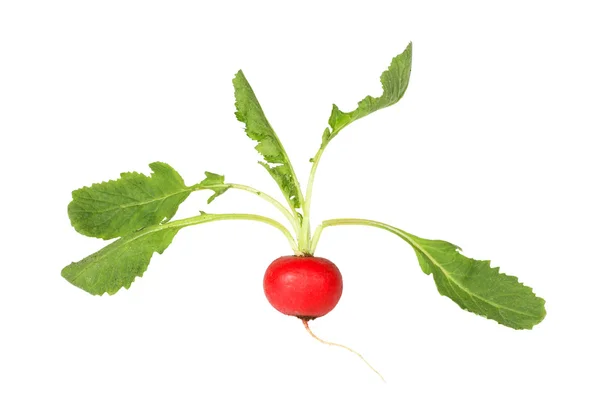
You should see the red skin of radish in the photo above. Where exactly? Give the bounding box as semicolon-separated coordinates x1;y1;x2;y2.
263;256;343;319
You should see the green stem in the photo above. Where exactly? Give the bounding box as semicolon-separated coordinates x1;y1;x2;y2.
229;184;301;237
190;183;301;238
166;213;300;254
310;218;408;254
301;146;325;254
310;222;325;255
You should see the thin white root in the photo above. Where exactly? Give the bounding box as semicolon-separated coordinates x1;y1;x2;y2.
302;319;386;382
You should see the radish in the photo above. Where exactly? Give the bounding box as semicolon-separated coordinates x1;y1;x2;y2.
263;255;385;380
62;42;546;382
263;255;343;319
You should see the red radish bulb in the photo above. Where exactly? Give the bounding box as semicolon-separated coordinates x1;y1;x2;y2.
263;256;343;319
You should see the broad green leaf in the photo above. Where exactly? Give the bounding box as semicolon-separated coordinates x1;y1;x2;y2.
68;162;191;239
61;225;180;295
68;164;229;240
322;42;412;147
233;71;303;211
400;230;546;330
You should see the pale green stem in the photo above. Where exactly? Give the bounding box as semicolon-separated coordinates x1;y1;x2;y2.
190;183;301;238
310;222;325;255
310;218;408;254
164;213;300;254
301;146;325;253
229;184;301;237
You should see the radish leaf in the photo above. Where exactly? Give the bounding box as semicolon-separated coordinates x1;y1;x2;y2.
321;42;412;148
62;225;180;295
68;163;229;240
68;162;192;239
62;213;299;295
303;45;413;248
404;233;546;329
233;71;304;212
317;219;546;330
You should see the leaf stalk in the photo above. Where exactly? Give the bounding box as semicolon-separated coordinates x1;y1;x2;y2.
190;182;301;238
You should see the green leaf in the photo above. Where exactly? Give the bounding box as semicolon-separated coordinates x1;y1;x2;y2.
68;164;230;239
199;172;229;204
322;42;412;146
61;225;180;295
321;219;546;329
401;231;546;330
62;212;297;295
68;162;192;240
233;70;303;211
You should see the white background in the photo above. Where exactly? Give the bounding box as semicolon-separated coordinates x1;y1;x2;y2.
1;1;599;399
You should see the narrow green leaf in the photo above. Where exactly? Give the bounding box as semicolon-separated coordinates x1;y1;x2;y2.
322;219;546;330
233;70;303;211
61;225;180;295
401;231;546;329
322;42;412;146
68;162;191;239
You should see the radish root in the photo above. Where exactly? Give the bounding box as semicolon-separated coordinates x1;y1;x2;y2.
301;319;385;382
